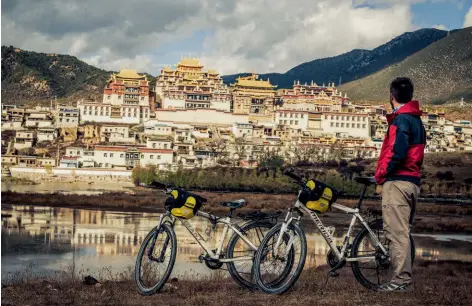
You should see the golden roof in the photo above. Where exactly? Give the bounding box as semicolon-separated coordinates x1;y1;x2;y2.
113;69;146;80
232;73;276;89
178;57;203;68
208;69;218;74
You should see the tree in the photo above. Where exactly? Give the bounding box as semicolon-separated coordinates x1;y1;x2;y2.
231;137;247;166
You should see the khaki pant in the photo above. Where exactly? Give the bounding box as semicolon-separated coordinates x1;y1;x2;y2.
382;180;420;285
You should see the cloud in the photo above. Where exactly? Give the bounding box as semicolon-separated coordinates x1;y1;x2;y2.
432;24;448;30
2;0;415;75
201;1;414;74
464;6;472;27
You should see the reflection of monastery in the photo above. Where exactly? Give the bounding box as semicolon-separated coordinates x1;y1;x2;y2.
2;205;469;265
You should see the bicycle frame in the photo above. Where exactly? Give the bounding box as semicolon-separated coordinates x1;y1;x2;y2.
153;211;258;263
275;199;388;263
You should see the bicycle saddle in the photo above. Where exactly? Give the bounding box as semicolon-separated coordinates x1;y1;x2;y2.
354;176;377;186
219;199;247;209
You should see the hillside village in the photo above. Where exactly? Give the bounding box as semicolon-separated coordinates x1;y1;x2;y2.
1;58;471;177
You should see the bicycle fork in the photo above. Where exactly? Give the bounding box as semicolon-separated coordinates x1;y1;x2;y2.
273;209;297;258
148;214;172;263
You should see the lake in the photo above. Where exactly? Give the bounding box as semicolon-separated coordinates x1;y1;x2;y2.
1;181;134;195
2;204;472;282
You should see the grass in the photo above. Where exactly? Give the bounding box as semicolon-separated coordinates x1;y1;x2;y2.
2;261;471;306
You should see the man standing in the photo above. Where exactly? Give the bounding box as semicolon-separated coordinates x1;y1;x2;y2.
375;77;426;291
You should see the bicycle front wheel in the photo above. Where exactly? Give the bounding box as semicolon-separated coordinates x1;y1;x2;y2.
253;222;307;294
351;219;415;290
134;224;177;295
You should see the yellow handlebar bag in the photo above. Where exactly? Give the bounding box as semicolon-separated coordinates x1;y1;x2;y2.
165;189;203;219
298;179;339;214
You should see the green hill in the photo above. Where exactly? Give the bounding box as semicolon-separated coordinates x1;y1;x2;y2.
1;46;155;105
339;27;472;104
223;28;448;89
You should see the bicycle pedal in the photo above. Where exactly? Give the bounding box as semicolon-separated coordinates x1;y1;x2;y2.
328;271;339;277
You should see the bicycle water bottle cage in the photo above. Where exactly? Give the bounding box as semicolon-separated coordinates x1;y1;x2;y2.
298;179;340;214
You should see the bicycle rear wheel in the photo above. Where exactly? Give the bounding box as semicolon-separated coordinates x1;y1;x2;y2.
134;224;177;295
351;219;415;290
226;221;274;290
253;222;307;294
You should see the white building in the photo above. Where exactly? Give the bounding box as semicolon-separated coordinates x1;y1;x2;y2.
37;128;58;142
146;137;172;150
275;110;309;131
319;112;370;138
37;158;57;167
25;111;53;128
78;100;148;125
144;123;173;135
232;123;254;138
65;146;85;157
56;106;79;127
154;109;249;127
59;156;79;168
1;120;23;130
14;131;35;150
100;125;135;143
93;145;173;169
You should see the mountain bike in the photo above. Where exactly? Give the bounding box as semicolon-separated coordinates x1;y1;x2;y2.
252;170;415;294
134;182;287;295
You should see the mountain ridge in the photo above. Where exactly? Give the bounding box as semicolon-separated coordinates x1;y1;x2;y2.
338;27;472;104
1;46;155;105
222;28;448;89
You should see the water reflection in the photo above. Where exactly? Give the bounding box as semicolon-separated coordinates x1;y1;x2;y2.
2;205;471;281
1;181;133;194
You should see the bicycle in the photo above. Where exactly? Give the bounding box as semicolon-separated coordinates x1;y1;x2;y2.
134;181;287;295
252;170;415;294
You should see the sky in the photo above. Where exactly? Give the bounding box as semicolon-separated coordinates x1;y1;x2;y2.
2;0;472;75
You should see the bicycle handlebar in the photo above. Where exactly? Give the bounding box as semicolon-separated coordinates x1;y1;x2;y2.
283;168;307;187
148;181;208;202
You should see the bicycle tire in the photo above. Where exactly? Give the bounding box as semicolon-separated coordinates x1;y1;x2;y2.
351;219;415;290
226;220;294;290
226;221;273;290
134;224;177;295
253;222;307;294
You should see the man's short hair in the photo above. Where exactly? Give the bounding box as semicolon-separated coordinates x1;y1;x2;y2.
390;77;414;104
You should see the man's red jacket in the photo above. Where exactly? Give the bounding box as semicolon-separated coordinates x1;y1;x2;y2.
375;100;426;185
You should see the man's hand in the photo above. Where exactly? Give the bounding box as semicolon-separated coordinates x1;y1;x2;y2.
376;185;383;195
